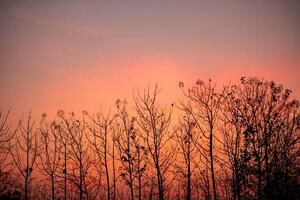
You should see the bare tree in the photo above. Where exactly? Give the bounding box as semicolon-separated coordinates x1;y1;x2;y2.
0;76;298;200
111;126;117;200
86;110;115;200
134;85;175;200
0;109;19;199
220;94;243;200
56;110;71;200
173;112;200;200
114;99;148;200
0;110;15;169
58;111;94;200
38;113;62;200
10;111;38;200
179;79;225;200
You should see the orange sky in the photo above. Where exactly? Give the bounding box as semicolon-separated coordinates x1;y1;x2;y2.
0;1;299;119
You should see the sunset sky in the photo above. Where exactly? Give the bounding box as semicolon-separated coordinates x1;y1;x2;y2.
0;1;299;118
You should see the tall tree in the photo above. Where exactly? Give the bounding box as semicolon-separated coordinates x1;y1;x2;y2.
221;77;300;199
10;111;38;200
173;112;200;200
179;79;225;200
38;114;62;200
86;111;115;200
56;110;71;200
134;85;175;200
114;99;148;200
58;111;93;200
0;109;19;199
0;110;14;169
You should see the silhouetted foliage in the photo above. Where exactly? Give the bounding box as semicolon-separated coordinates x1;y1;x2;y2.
0;77;299;200
221;77;299;200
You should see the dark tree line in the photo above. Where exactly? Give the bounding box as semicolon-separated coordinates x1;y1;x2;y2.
0;77;299;200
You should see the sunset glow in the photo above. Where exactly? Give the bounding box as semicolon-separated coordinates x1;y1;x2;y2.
1;1;299;117
0;1;299;200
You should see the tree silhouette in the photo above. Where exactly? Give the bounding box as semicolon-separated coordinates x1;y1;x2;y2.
59;112;94;200
10;111;38;200
221;77;300;200
56;109;70;200
173;112;200;200
86;110;115;200
134;85;175;200
179;79;225;200
114;99;148;200
37;114;62;200
0;109;19;199
0;77;298;200
0;110;15;169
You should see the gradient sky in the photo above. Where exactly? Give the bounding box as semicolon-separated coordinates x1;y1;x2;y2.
0;0;299;118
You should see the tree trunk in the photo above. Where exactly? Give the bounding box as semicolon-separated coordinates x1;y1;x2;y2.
112;142;116;200
79;162;83;200
155;160;164;200
210;127;217;200
130;172;134;200
257;158;262;200
154;147;164;200
187;141;191;200
158;169;164;200
25;175;28;200
104;151;110;200
64;145;67;200
138;151;142;200
51;174;55;200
